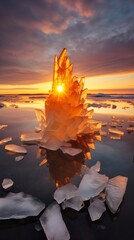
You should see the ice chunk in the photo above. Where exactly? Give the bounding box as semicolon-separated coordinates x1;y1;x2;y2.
0;124;8;130
90;161;101;172
100;131;107;136
39;158;47;167
40;202;70;240
60;146;82;156
0;137;12;145
102;122;107;127
127;127;134;133
88;143;95;150
20;132;42;143
62;196;84;211
85;151;91;160
105;176;128;213
78;170;108;201
5;144;27;154
15;155;24;161
0;192;45;219
54;183;78;204
0;103;5;108
108;128;124;136
2;178;14;189
35;126;41;133
110;135;121;140
88;198;106;221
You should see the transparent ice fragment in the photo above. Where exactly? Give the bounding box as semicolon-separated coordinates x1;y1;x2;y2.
39;158;47;167
88;198;106;221
127;127;134;133
20;132;42;143
0;192;45;219
105;176;128;213
40;202;70;240
78;170;108;201
108;128;124;136
0;124;8;130
54;183;78;204
15;155;24;161
0;137;12;145
60;146;82;156
2;178;14;189
5;144;27;154
110;135;121;140
90;161;101;172
62;196;84;211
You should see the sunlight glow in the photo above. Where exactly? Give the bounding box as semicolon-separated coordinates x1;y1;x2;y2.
57;85;63;93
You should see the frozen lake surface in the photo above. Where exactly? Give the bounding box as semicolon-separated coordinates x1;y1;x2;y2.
0;94;134;240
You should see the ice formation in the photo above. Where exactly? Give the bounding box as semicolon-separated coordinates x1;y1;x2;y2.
54;183;78;204
21;48;101;155
0;137;12;145
88;198;106;221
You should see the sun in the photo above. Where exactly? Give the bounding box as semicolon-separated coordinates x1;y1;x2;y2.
57;85;63;93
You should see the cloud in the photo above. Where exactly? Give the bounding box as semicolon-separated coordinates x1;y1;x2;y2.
0;0;134;86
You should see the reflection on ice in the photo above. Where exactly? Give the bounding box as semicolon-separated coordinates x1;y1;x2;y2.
0;192;45;219
40;202;70;240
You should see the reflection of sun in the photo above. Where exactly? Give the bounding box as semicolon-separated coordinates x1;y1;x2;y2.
57;85;63;93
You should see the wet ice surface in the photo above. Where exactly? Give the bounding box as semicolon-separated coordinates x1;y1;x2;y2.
40;202;70;240
0;192;45;219
0;94;134;240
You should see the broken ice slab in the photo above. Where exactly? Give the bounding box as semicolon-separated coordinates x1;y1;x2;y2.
39;158;47;167
81;161;100;175
78;170;108;201
20;132;42;143
108;128;124;136
2;178;14;189
102;122;107;127
105;176;128;213
0;192;45;219
100;131;107;137
40;202;70;240
0;137;12;145
60;146;82;156
88;198;106;221
110;135;121;140
0;124;8;130
62;196;84;211
15;155;24;161
54;183;78;204
110;122;117;127
87;143;95;150
85;151;91;160
128;120;134;127
5;144;27;154
127;127;134;133
94;135;101;141
35;126;41;133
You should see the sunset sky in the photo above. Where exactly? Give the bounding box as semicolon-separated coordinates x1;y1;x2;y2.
0;0;134;94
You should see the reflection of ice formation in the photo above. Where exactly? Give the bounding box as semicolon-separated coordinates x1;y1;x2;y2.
21;49;101;156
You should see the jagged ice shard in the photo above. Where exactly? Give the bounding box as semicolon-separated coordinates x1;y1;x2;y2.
21;48;101;154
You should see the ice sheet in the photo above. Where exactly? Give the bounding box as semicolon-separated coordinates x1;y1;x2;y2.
5;144;27;154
